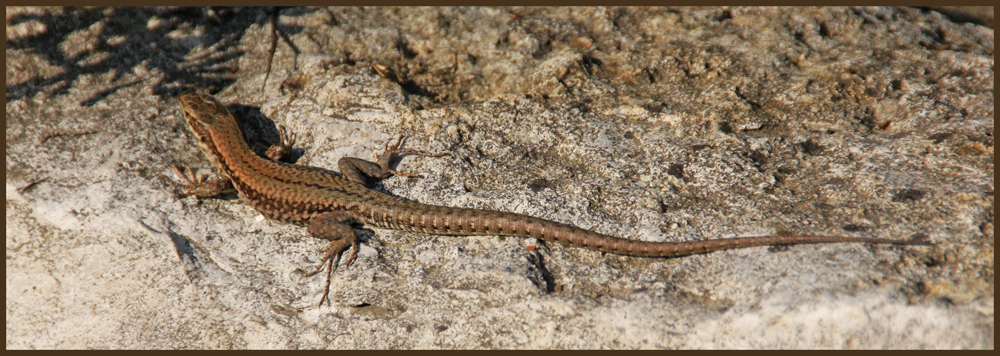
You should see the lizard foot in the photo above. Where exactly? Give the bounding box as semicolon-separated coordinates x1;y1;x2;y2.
375;135;449;178
304;233;359;307
264;124;296;162
158;164;232;198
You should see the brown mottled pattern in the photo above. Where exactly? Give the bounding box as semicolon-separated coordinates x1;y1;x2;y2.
176;92;928;259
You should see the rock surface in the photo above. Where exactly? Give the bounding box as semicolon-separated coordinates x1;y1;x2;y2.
6;7;993;349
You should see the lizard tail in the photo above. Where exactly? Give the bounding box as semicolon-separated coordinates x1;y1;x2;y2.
363;201;930;257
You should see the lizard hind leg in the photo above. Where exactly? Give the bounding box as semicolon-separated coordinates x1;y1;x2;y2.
338;135;449;186
303;211;361;306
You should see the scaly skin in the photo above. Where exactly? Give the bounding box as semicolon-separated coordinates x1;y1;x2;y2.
163;92;929;305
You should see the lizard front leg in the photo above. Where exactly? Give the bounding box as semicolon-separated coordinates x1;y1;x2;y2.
263;123;296;162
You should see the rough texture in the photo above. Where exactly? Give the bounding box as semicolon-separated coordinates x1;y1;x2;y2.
6;7;993;349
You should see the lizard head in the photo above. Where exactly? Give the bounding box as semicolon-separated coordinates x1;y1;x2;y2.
179;92;228;128
178;92;243;175
178;91;223;150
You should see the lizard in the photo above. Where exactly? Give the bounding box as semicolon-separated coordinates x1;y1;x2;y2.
161;91;930;306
